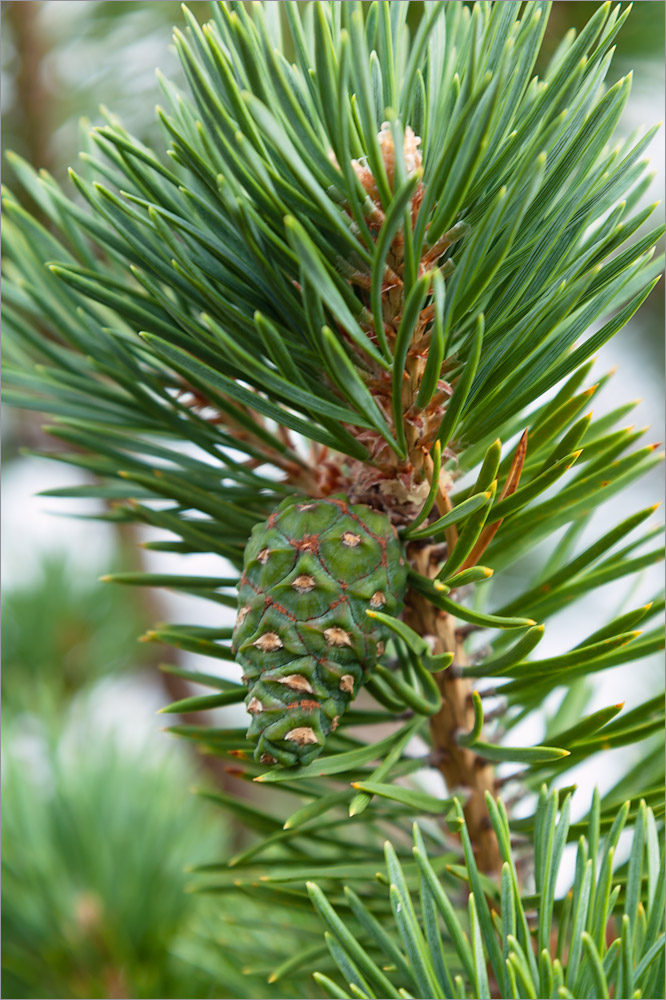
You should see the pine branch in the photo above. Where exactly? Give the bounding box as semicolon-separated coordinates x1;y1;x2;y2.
405;541;503;873
307;788;665;1000
2;0;664;936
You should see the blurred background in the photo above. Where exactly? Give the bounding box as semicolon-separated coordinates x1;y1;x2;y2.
1;3;664;998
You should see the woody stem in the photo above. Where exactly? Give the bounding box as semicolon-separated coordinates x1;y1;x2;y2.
404;544;502;874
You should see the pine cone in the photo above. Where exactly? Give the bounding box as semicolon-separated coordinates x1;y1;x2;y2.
233;495;408;765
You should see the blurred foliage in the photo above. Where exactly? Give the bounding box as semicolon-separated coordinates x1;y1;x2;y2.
1;713;228;1000
175;884;333;1000
2;551;152;717
541;1;666;72
541;1;666;337
1;0;210;183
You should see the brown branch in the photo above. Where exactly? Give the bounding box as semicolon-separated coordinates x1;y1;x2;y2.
6;1;52;173
404;544;502;873
401;438;529;872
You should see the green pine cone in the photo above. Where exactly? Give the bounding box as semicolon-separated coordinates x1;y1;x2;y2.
233;495;408;766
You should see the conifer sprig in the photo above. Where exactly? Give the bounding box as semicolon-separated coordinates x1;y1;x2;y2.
307;789;666;1000
2;0;663;923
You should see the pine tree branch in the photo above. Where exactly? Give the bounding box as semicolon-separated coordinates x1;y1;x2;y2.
2;0;664;938
405;543;502;874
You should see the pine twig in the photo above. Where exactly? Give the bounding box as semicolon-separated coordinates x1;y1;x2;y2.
404;544;502;873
